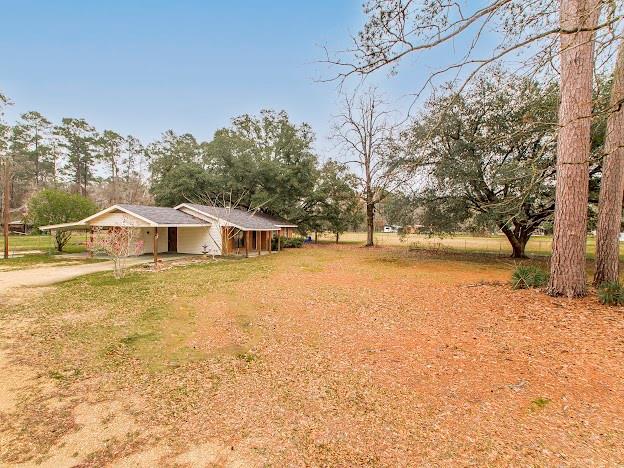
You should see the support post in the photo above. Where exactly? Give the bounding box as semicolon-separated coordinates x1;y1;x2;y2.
153;227;159;269
257;231;261;255
89;227;94;258
2;158;11;259
245;230;249;257
278;233;281;251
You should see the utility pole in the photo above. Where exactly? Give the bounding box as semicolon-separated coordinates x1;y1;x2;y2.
2;157;11;259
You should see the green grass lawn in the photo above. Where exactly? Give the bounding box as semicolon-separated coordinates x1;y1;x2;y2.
0;233;87;254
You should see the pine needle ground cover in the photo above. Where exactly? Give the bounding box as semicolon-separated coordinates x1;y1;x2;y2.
0;245;622;465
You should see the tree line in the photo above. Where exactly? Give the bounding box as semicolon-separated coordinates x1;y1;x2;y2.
0;106;150;210
0;101;363;243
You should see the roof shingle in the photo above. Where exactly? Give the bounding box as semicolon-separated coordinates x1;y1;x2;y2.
117;205;209;225
181;204;282;230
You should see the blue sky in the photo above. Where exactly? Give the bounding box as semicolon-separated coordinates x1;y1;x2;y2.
0;1;493;156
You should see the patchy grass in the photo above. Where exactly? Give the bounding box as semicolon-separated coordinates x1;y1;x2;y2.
0;253;103;270
0;244;623;466
531;397;552;411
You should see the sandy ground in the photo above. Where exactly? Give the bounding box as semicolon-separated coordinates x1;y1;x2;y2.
0;245;623;466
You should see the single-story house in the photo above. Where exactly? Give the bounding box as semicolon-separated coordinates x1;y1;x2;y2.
41;204;298;264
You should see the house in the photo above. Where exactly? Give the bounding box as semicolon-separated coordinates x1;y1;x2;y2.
40;204;298;264
1;206;33;234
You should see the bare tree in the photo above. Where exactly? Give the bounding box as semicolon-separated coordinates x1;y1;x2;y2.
332;89;407;246
88;226;144;279
324;1;621;93
594;39;624;285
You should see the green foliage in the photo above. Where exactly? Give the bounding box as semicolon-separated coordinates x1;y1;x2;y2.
597;281;624;305
273;236;303;249
150;111;318;227
411;72;559;257
54;118;98;196
27;189;97;252
146;130;202;184
511;265;549;289
381;192;416;227
310;160;363;239
150;162;214;207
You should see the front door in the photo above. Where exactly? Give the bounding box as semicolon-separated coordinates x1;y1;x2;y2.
168;227;177;252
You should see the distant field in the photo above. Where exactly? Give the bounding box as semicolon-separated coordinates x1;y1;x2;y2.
0;233;87;255
324;231;621;258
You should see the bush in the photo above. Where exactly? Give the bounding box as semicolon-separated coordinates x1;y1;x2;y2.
272;236;304;249
597;281;624;305
511;265;549;289
27;189;97;252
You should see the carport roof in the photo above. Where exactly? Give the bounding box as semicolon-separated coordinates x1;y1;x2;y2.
40;204;210;230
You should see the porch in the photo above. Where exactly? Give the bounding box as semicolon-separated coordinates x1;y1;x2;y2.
220;228;281;257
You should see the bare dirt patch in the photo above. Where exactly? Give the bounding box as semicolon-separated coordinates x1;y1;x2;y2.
0;244;622;465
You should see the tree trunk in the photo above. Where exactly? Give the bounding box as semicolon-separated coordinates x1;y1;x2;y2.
548;0;600;297
34;128;40;186
366;203;374;246
501;226;529;258
594;40;624;286
2;159;11;259
314;231;318;243
335;232;340;243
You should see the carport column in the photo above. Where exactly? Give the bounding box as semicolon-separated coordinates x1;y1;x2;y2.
257;231;261;254
89;227;94;258
153;227;159;269
245;231;249;258
278;232;281;251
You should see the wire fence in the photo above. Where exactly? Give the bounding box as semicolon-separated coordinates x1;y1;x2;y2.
336;232;609;259
0;233;88;257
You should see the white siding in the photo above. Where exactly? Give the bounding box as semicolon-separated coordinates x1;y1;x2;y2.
177;227;218;254
90;211;151;227
140;227;168;254
177;207;222;254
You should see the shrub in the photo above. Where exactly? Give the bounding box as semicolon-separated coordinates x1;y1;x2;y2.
273;236;304;249
597;281;624;305
511;265;549;289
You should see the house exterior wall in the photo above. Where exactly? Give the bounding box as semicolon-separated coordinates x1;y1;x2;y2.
177;207;221;254
90;211;151;227
177;227;217;254
140;227;168;254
